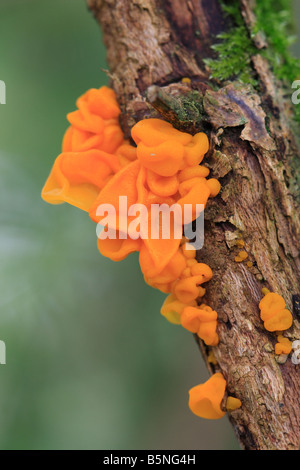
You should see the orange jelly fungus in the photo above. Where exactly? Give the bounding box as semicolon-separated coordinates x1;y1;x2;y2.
181;77;191;84
41;86;131;212
88;118;219;284
275;335;292;355
189;373;226;419
181;305;219;346
160;294;196;325
42;86;225;420
226;396;242;412
207;350;218;365
259;292;293;332
234;251;248;262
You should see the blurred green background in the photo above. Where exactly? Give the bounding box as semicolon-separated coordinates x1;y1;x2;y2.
0;0;298;451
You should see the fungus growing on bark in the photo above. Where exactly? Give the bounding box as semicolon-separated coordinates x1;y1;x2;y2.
275;335;292;355
226;396;242;411
41;87;128;211
160;294;196;325
234;251;248;262
181;305;219;346
42;86;225;421
188;373;226;419
208;350;218;365
259;293;293;332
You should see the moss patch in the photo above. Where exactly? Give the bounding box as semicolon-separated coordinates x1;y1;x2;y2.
204;2;257;86
204;0;300;123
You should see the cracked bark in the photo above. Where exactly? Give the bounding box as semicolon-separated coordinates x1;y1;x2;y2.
87;0;300;450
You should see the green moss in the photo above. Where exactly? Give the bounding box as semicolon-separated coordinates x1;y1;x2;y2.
204;1;257;85
204;0;300;123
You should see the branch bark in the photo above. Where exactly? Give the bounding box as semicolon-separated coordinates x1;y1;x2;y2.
87;0;300;450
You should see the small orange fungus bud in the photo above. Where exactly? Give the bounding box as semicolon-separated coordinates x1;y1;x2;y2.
234;251;248;262
275;335;292;355
259;292;285;316
275;341;292;355
259;292;293;332
226;397;242;411
207;350;218;365
188;373;226;420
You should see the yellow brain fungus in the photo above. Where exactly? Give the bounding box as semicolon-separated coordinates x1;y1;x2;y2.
42;86;227;420
188;373;226;419
259;292;293;332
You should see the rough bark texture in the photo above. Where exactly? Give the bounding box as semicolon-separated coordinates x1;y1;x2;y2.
87;0;300;450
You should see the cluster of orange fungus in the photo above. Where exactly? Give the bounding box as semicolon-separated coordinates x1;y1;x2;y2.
42;86;135;212
259;292;293;332
188;373;226;420
42;86;227;421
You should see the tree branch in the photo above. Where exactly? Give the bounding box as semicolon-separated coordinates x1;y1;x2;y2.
87;0;300;450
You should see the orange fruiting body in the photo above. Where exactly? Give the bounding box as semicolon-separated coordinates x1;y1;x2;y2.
259;292;293;332
226;397;242;411
207;350;218;365
188;373;226;419
234;251;248;262
42;86;224;420
275;342;292;355
275;335;292;355
181;306;219;346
